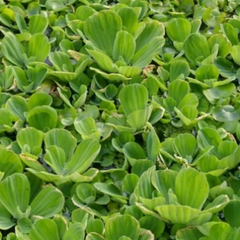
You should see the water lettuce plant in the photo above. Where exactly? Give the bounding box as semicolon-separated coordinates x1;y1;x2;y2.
1;0;240;239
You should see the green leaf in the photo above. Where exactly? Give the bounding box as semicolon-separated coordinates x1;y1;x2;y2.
17;127;43;156
135;166;155;199
195;64;219;81
203;195;229;214
208;34;231;58
63;223;85;240
118;7;139;35
197;128;222;156
27;33;51;62
224;201;240;228
49;51;73;72
139;216;165;239
30;186;64;218
87;49;117;73
131;36;164;68
0;149;23;179
75;5;96;20
183;33;210;65
44;146;66;175
0;201;15;230
66;139;101;174
127;106;152;130
29;219;60;240
147;129;160;162
27;106;58;132
94;182;126;199
86;219;104;235
123;173;139;195
90;67;130;81
132;160;154;177
178;93;199;110
195;155;219;173
5;96;28;121
203;84;235;104
84;10;122;56
214;57;236;80
175;168;209;209
173;133;196;163
15;12;27;33
170;60;190;81
105;215;140;240
168;80;190;103
45;129;77;161
74;117;101;140
139;230;154;240
17;217;32;234
231;45;240;65
86;233;105;240
76;183;96;204
123;142;146;166
29;15;48;34
219;146;240;169
0;173;30;218
152;169;177;200
28;92;52;110
113;31;136;63
166;18;191;43
135;20;164;51
221;23;238;45
213;105;240;122
176;227;204;240
1;32;27;67
155;205;200;224
119;83;148;116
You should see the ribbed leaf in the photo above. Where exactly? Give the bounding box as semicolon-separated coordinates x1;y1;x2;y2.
29;219;60;240
27;33;50;62
63;223;85;240
29;15;48;34
135;21;164;51
30;186;64;218
27;106;58;132
152;169;177;200
0;149;23;179
168;80;190;103
1;32;26;67
17;127;43;155
170;60;190;81
45;129;77;161
87;49;117;73
183;33;210;65
118;8;138;35
166;18;191;42
105;215;140;240
5;95;28;121
173;133;197;162
175;168;209;209
176;227;204;240
131;37;164;68
0;173;30;218
84;11;122;56
44;146;66;175
208;34;231;57
155;205;200;224
119;83;148;116
67;139;101;174
113;31;136;63
0;202;15;230
147;129;160;162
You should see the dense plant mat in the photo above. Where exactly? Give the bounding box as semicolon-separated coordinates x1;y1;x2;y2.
1;0;240;239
